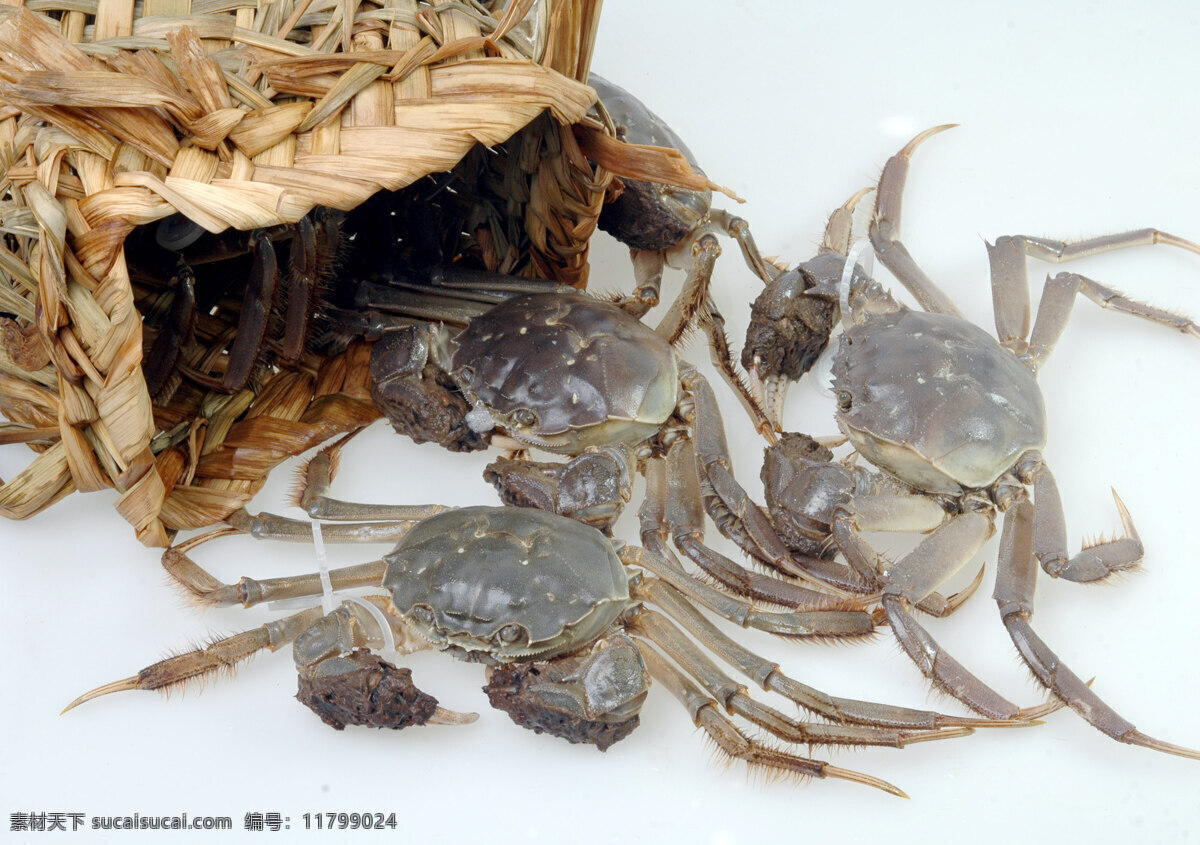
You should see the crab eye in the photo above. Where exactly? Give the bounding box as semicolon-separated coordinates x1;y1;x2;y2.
496;624;528;646
408;606;435;627
457;365;475;383
836;391;853;413
511;408;538;429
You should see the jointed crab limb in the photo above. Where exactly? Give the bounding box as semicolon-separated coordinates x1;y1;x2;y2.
680;371;860;593
711;209;780;286
143;265;197;399
868;123;964;317
828;501;985;618
653;233;718;345
650;445;866;610
619;542;873;638
987;233;1200;369
167;550;387;608
226;509;420;544
613;248;668;318
909;564;987;618
699;293;778;441
633;644;907;797
276;214;326;363
647;236;775;440
178;232;279;393
834;508;1056;721
630;606;974;749
70;544;471;728
994;500;1200;760
289;437;452;523
637;577;1026;731
1029;271;1200;365
988;226;1200;348
63;606;325;712
620;544;875;640
1023;457;1143;583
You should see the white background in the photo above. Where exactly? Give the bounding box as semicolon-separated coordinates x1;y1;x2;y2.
4;1;1200;842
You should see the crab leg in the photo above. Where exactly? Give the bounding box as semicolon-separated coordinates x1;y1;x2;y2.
652;240;775;438
349;268;572;329
277;214;319;362
709;208;779;285
164;540;386;608
621;544;876;640
179;231;280;393
615;215;775;318
830;494;986;618
143;266;196;399
637;576;1026;731
614;248;666;318
699;294;776;439
289;438;453;523
986;231;1200;367
649;445;867;610
1020;456;1144;583
994;499;1200;759
63;606;325;710
985;237;1033;352
681;367;869;593
159;525;390;608
228;509;421;543
1028;271;1200;369
329;267;571;340
835;510;1052;720
869;124;964;318
630;606;976;748
633;643;908;796
65;598;472;727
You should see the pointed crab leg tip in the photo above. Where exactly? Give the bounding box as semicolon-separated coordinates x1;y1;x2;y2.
1157;231;1200;256
824;765;909;798
899;124;959;156
1126;731;1200;761
1109;489;1140;538
61;676;142;714
842;186;875;211
428;707;479;726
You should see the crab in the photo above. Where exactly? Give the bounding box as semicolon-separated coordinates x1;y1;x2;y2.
314;278;911;620
61;433;1044;797
130;75;768;418
728;125;1200;759
587;74;779;432
132;176;819;601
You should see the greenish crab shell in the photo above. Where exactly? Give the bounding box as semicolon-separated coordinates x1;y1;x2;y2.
831;308;1049;494
382;506;630;662
449;292;680;453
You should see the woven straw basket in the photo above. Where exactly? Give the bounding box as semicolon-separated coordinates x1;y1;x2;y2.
0;0;707;547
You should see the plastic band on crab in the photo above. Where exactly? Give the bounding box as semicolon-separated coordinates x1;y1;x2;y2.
264;512;398;655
